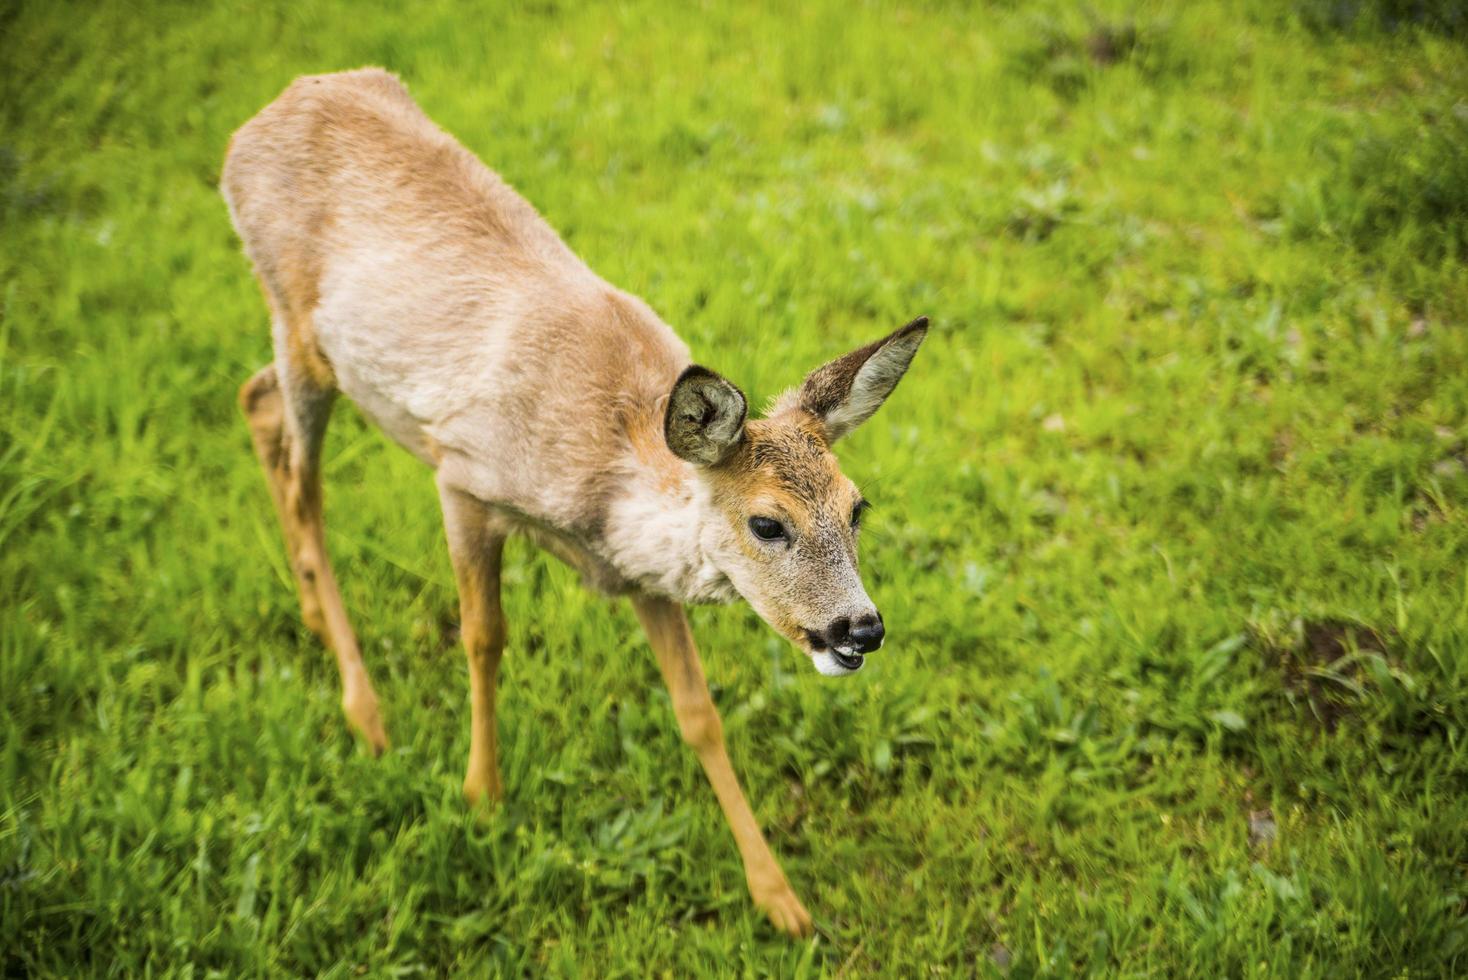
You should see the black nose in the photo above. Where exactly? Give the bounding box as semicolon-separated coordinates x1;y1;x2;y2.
827;612;884;654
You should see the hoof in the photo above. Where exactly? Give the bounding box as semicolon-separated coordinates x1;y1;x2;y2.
342;688;389;756
462;773;503;808
754;885;813;938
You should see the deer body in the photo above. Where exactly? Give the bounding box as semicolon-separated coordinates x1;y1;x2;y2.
224;69;727;600
223;68;926;938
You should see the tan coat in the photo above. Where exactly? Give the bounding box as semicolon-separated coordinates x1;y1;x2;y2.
223;68;926;937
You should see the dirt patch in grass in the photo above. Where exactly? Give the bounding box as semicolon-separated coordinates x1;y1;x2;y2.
1253;618;1392;731
1006;15;1182;100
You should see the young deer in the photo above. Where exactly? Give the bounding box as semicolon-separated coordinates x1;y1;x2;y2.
222;68;927;937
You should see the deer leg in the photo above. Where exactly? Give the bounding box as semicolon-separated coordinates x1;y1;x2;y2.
631;594;812;938
239;365;326;636
238;360;388;754
438;479;508;806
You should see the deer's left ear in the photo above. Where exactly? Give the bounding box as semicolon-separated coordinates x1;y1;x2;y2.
665;365;748;465
798;316;928;442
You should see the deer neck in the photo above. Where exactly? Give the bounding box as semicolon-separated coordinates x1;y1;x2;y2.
598;402;736;605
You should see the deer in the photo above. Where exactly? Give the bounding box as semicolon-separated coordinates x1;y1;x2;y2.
221;68;927;938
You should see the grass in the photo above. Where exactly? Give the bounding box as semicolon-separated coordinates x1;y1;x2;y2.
3;0;1467;974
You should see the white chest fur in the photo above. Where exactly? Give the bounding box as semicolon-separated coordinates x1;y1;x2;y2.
601;475;736;604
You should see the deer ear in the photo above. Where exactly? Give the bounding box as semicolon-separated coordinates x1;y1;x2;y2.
798;316;928;442
665;365;748;465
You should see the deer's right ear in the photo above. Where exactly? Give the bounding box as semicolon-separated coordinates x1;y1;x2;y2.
665;365;748;466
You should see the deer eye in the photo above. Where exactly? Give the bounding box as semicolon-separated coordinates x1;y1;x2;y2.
748;516;787;542
851;500;870;528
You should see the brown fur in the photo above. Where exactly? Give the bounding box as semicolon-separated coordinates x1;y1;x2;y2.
222;68;926;939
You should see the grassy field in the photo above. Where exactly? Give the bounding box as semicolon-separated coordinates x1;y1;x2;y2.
3;0;1467;975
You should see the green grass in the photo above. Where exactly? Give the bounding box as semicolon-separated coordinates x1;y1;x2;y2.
3;0;1467;975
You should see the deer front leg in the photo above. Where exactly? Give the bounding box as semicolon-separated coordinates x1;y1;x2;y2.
438;479;509;806
631;594;812;938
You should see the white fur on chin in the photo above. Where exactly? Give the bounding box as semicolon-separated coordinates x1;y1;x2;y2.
812;651;863;677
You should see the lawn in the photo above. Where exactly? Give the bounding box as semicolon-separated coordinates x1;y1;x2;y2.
3;0;1467;975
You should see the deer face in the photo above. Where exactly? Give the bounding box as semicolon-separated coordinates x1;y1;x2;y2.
664;317;928;676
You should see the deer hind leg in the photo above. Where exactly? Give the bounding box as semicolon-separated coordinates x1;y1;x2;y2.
437;479;508;806
631;594;813;937
238;353;388;754
239;365;326;636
